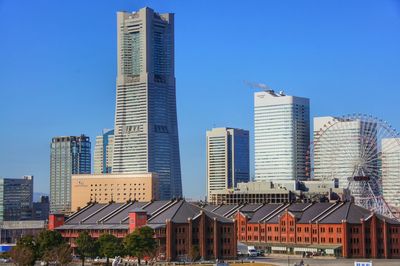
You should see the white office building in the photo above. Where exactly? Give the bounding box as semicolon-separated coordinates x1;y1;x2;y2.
313;116;377;189
206;128;249;199
382;138;400;210
254;91;310;181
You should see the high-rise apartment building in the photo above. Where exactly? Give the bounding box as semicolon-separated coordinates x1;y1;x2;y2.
50;135;91;214
94;129;114;174
0;176;33;221
254;91;310;181
112;7;182;199
381;138;400;210
206;128;249;200
313;116;377;188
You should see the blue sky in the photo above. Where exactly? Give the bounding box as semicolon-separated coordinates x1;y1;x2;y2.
0;0;399;199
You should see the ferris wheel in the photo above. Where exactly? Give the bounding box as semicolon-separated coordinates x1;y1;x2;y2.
307;114;400;218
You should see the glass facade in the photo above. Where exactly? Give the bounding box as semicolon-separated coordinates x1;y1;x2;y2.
254;91;310;181
94;129;114;174
207;128;250;199
0;176;33;221
50;135;91;214
113;7;182;200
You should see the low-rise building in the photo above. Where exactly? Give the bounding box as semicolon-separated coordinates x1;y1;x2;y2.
0;220;46;244
71;173;159;212
229;202;400;259
50;199;236;261
209;181;294;205
209;180;347;205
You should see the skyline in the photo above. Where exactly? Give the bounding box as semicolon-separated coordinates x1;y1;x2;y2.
1;0;400;199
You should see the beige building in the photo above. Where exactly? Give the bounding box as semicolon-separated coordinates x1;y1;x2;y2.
71;173;159;212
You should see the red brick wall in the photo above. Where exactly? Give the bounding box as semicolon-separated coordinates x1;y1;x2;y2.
48;214;65;230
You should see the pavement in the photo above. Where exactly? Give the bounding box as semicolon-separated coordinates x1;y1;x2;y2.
249;256;400;266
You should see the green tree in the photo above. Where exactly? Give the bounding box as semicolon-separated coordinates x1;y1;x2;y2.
76;232;99;266
36;230;65;260
10;245;36;266
12;235;39;264
98;234;124;266
189;245;200;262
43;243;72;266
123;226;157;264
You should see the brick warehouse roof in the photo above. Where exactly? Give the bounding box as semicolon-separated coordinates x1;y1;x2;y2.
57;200;400;231
57;199;233;231
202;201;400;225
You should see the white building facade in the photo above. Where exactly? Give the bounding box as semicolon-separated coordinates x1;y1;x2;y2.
313;116;377;189
382;138;400;210
254;91;310;181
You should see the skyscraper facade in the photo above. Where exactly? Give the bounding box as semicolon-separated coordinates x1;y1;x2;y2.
381;138;400;210
0;175;33;221
50;135;91;214
206;128;250;200
254;91;310;181
112;7;182;199
94;129;114;174
313;116;377;188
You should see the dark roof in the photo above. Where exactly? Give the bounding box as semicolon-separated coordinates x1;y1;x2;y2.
66;204;105;224
202;205;218;212
248;204;284;224
297;203;336;224
240;204;263;213
107;201;148;224
58;200;234;231
212;205;238;216
84;203;124;224
319;202;354;224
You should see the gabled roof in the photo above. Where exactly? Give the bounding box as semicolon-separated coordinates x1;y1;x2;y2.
57;200;234;231
297;203;336;224
248;204;283;224
212;205;239;217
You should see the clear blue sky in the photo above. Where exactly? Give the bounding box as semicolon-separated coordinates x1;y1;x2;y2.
1;0;400;199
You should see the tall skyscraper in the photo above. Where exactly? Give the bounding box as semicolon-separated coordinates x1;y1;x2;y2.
0;175;33;221
50;135;91;214
254;90;310;181
94;129;114;174
313;116;377;188
112;7;182;199
206;128;250;199
381;138;400;209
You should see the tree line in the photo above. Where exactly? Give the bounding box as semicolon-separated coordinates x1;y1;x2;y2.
6;226;157;266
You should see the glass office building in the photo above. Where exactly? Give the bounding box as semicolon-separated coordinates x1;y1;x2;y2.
206;128;250;199
94;129;114;174
0;176;33;221
50;135;91;214
112;7;182;199
254;91;310;181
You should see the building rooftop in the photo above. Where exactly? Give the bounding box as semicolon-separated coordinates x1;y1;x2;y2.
57;199;232;231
